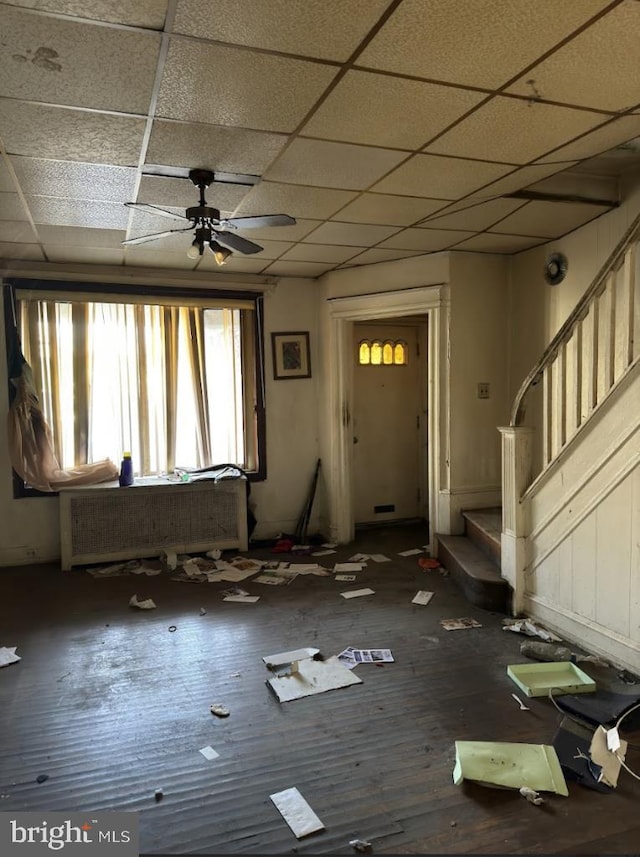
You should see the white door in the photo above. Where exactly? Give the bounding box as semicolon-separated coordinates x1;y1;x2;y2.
352;322;423;524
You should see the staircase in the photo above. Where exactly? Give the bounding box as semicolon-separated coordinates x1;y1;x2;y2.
437;508;509;612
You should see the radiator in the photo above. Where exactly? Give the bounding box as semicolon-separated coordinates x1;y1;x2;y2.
59;478;248;569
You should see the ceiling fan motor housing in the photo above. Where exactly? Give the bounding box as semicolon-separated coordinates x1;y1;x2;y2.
186;205;221;223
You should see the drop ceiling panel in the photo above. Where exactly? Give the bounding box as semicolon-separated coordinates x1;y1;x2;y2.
8;0;169;28
332;193;447;226
235;183;358;220
12;157;138;202
301;70;485;149
0;192;28;221
0;241;45;260
232;218;320;242
426;97;608;165
0;99;146;165
263;139;406;190
357;0;611;89
235;239;293;260
124;247;198;269
536;115;640;164
380;227;475;251
0;6;161;113
36;225;126;248
422;198;528;230
372;154;513;199
507;2;640;112
302;221;399;246
136;175;250;212
0;163;16;193
195;254;269;274
26;196;130;229
490;200;610;238
262;259;334;277
173;0;390;62
340;248;423;267
454;233;545;253
146;121;289;174
463;161;578;203
156;40;338;133
279;243;364;264
0;220;38;242
44;245;125;265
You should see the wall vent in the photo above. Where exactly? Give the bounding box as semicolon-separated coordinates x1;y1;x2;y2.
59;479;248;569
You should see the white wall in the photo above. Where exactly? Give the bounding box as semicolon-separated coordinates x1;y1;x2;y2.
0;269;321;564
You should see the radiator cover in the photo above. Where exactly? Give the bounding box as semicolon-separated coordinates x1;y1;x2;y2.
59;479;248;569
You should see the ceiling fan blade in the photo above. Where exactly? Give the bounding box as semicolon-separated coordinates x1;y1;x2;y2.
223;214;296;229
215;231;263;255
124;201;187;222
122;227;193;246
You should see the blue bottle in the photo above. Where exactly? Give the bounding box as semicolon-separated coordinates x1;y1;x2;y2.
119;452;134;487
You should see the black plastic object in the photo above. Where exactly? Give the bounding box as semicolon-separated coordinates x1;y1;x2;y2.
552;716;612;793
555;689;640;727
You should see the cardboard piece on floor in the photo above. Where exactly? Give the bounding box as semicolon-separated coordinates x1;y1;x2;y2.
412;590;434;606
266;655;362;702
269;787;325;838
199;745;220;761
552;716;612;793
340;588;375;599
590;725;627;788
0;647;20;667
223;594;260;603
453;741;568;796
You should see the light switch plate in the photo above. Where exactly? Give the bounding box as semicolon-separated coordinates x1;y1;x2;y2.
477;382;490;399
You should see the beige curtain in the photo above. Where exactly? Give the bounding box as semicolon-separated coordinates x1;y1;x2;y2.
162;306;180;473
182;306;211;467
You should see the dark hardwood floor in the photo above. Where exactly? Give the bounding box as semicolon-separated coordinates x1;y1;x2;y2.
1;523;638;854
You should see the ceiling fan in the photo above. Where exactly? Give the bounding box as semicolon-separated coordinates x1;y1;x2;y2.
122;168;295;264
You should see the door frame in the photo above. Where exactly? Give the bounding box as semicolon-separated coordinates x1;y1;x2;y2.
325;284;449;549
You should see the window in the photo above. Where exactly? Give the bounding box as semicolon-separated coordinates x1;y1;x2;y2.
357;338;408;366
10;280;265;483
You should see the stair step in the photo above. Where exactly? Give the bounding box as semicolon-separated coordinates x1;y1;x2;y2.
462;507;502;565
437;534;509;613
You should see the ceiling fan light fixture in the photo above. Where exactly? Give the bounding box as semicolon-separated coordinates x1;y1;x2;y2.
209;240;232;266
187;236;203;259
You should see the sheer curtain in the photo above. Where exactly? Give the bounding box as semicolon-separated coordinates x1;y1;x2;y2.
18;297;236;477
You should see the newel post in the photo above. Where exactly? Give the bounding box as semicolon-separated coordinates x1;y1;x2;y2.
498;426;534;616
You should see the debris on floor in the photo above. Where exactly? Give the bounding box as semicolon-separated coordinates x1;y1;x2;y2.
412;590;434;606
334;562;365;573
199;745;220;761
223;594;259;603
336;574;356;581
312;548;336;556
618;669;638;685
199;607;206;615
507;661;596;697
511;693;530;711
520;641;573;662
269;786;325;838
369;554;391;563
0;646;20;667
452;740;568;796
36;774;49;784
552;716;613;793
350;838;373;852
441;617;481;631
264;649;362;702
519;786;544;806
263;647;320;671
210;703;230;718
340;588;375;599
154;788;164;802
502;617;562;643
418;557;441;570
337;648;394;667
589;725;627;788
348;553;370;562
398;548;423;556
129;594;157;610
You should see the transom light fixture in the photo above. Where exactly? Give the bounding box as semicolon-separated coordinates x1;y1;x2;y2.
186;226;233;265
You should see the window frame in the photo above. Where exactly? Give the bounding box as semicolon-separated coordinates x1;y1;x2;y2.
4;278;267;498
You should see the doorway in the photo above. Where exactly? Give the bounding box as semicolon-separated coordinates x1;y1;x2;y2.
352;320;427;525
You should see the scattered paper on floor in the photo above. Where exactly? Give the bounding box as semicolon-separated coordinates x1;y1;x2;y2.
269;787;325;838
335;574;356;581
129;594;157;610
412;590;434;606
0;647;20;668
312;549;336;556
348;553;369;562
218;567;261;582
441;617;481;630
336;647;359;669
199;745;220;761
254;573;291;585
502;617;562;642
453;741;568;796
590;725;627;787
369;554;391;563
267;655;362;701
334;562;364;572
340;588;375;599
398;548;423;556
223;594;260;603
353;648;394;663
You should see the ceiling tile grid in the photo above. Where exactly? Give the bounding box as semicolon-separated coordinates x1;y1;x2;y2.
0;0;639;275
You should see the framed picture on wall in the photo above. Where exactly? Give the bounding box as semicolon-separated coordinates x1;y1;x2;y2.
271;331;311;380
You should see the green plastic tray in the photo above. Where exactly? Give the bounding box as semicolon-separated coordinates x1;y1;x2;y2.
507;661;596;697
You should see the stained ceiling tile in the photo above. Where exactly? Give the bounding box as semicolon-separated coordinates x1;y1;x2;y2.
421;198;528;230
0;241;45;260
156;39;338;133
463;162;578;203
357;0;611;89
195;254;269;274
44;245;125;265
372;154;513;199
264;138;407;190
8;0;168;28
124;247;198;269
339;248;423;267
0;192;28;221
234;182;358;220
36;224;126;248
262;259;334;277
380;227;475;251
535;115;640;164
173;0;390;62
302;221;400;246
426;97;608;165
507;2;640;112
146;121;289;175
453;233;546;253
12;157;137;202
301;70;485;150
280;244;364;264
0;6;161;113
490;200;611;238
0;220;38;242
0;99;146;165
26;195;130;229
136;175;250;212
332;193;447;226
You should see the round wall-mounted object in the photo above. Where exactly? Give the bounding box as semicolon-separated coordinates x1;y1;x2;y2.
544;252;568;285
